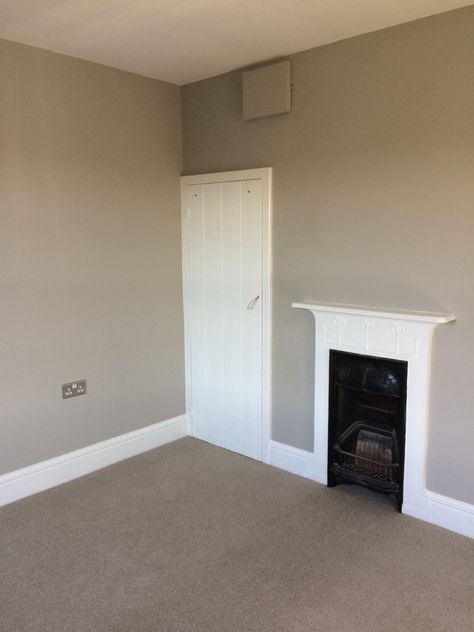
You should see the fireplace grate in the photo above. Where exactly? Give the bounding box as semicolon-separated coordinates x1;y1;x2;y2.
339;461;393;482
341;463;392;483
330;421;401;494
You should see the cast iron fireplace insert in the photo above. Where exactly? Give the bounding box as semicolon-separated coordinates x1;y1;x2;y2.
328;350;408;511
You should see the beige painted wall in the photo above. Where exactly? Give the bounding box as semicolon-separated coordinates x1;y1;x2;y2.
0;39;184;474
181;7;474;503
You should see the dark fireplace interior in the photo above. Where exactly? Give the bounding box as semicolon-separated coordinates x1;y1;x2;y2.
328;350;408;511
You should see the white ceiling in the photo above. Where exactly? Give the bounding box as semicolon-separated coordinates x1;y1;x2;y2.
0;1;471;85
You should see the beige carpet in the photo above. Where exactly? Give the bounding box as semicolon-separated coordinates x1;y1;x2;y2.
1;437;472;632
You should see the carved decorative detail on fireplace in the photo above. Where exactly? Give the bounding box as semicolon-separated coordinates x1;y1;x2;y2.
292;302;455;519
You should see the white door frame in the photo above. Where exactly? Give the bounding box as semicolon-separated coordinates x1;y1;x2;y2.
180;167;272;464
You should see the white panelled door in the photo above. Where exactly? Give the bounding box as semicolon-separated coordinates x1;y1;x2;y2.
181;169;271;461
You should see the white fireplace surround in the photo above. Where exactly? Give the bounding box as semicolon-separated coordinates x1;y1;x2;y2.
292;301;457;524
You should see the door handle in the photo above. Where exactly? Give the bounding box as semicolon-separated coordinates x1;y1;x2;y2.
247;295;260;310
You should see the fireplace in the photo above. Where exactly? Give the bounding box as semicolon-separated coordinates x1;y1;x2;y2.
291;301;455;520
328;350;407;510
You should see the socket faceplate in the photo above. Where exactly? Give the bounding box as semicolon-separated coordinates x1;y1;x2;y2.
62;380;87;399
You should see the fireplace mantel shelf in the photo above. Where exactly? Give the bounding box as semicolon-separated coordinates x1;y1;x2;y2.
292;301;455;325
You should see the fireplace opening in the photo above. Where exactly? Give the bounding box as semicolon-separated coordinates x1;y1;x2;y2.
328;350;408;511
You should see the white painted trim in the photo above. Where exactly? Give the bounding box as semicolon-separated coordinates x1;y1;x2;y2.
260;168;272;464
3;416;471;539
181;168;271;186
270;439;473;539
180;168;272;464
180;181;193;438
0;415;187;507
268;440;318;481
405;492;474;539
292;301;455;324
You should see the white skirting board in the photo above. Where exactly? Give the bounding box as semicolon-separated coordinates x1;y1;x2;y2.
405;492;474;539
2;426;472;539
269;440;474;539
268;440;318;481
0;415;187;507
